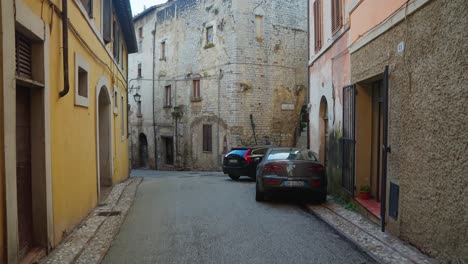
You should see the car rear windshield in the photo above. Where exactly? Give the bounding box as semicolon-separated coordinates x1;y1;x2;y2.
227;149;248;157
266;149;318;161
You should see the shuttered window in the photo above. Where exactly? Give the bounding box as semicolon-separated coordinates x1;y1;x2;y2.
331;0;343;34
203;125;212;152
102;0;111;43
313;0;323;52
113;20;120;62
15;33;33;79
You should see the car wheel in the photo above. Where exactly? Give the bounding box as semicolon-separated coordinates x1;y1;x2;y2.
256;184;265;202
229;174;240;180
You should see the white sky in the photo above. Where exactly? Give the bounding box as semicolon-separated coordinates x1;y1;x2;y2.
130;0;168;15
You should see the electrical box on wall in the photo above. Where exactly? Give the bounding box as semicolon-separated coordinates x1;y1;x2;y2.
389;182;400;219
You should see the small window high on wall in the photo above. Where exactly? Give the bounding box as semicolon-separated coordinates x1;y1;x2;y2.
206;26;214;45
164;85;172;107
331;0;343;34
75;53;90;107
314;0;323;52
255;15;264;41
80;0;93;17
121;95;125;139
192;79;201;101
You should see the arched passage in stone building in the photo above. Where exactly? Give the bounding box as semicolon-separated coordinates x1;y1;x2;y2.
319;96;329;168
139;133;149;168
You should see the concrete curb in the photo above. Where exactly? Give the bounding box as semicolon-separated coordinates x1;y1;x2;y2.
40;177;143;264
305;200;435;264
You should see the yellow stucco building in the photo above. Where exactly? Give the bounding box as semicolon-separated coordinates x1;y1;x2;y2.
0;0;136;262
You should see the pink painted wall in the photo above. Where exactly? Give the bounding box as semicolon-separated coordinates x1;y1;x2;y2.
350;0;408;43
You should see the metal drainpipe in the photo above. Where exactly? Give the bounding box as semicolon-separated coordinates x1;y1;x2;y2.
306;0;311;149
217;69;223;169
152;18;158;170
59;0;69;97
174;81;177;168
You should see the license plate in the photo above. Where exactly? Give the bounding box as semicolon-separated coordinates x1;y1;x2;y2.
229;159;238;164
282;181;306;187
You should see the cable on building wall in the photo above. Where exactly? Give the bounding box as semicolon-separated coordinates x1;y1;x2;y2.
42;0;128;90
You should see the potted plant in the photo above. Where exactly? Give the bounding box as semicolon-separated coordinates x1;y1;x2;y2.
359;185;371;200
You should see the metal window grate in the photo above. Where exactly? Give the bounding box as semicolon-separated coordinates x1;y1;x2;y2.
15;33;33;79
341;84;356;195
389;182;399;219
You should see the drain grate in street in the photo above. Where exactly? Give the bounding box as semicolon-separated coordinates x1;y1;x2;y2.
97;211;121;217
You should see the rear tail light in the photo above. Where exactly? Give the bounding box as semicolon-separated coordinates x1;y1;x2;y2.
263;165;283;175
308;165;324;172
244;149;253;163
266;179;279;185
312;181;321;187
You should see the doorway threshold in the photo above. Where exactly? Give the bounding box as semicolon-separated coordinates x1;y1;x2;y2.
355;197;381;219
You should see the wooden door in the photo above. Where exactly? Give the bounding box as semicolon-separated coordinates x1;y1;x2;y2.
16;86;33;259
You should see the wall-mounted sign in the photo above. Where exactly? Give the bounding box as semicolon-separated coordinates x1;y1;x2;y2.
281;104;295;110
397;41;405;54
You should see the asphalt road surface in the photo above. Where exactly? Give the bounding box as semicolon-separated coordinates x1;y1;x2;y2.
103;170;375;264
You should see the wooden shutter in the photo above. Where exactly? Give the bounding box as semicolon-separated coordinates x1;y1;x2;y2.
332;0;343;33
113;20;119;61
102;0;111;43
15;33;33;79
313;0;322;52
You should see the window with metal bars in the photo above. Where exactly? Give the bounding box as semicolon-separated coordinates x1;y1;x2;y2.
313;0;323;52
203;124;213;152
331;0;343;34
15;33;33;79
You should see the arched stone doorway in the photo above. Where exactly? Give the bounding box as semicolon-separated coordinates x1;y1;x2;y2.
319;97;329;168
96;78;113;200
138;133;149;168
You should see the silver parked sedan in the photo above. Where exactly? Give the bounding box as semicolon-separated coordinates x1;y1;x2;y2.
255;148;327;202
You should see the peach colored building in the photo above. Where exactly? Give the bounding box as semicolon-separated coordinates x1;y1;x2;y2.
309;0;467;261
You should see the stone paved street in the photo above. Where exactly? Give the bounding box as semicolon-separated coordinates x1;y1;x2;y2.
102;170;375;264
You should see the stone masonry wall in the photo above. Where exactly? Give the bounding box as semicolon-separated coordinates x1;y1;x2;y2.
351;0;468;261
129;0;307;171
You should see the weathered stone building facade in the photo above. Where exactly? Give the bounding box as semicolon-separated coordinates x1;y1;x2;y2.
129;0;308;171
309;0;467;261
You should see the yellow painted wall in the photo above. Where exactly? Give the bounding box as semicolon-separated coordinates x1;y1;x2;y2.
355;84;372;193
22;0;130;246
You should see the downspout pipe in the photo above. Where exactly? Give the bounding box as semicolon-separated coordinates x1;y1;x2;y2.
152;16;158;170
59;0;69;98
306;0;311;148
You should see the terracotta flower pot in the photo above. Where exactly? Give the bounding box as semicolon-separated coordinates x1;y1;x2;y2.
360;191;370;200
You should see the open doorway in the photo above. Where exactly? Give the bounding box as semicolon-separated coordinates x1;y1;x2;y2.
97;85;113;203
355;79;384;217
138;133;148;168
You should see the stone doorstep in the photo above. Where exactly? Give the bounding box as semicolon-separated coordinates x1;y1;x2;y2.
307;200;435;264
40;178;142;264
